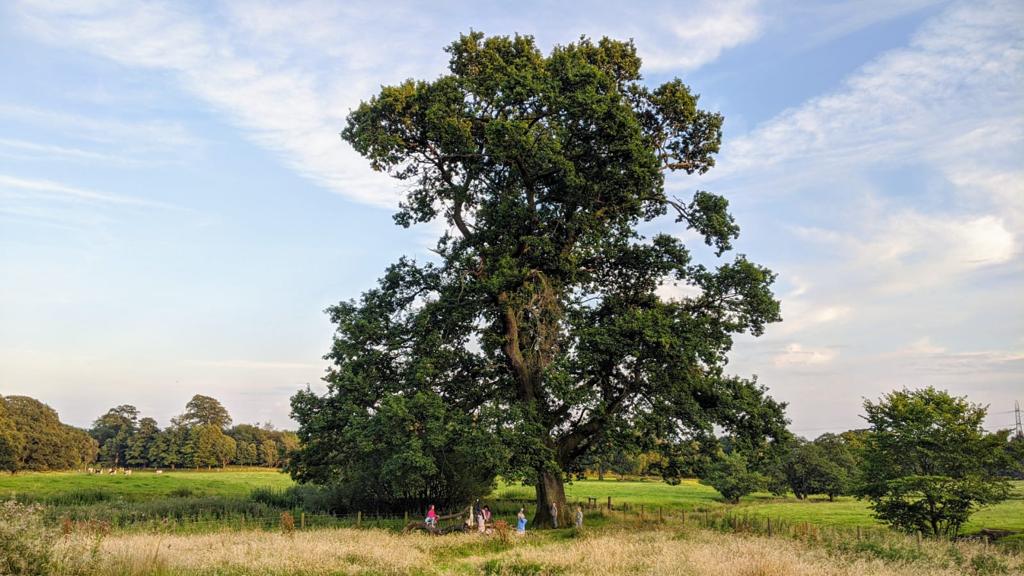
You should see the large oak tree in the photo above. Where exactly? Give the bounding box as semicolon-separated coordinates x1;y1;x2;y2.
292;33;787;526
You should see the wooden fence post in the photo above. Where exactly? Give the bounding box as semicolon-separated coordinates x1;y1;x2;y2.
357;511;362;527
301;512;305;530
404;511;409;525
767;517;772;537
607;497;612;511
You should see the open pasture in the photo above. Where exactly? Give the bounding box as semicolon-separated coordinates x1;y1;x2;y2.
2;470;1021;535
0;468;293;503
497;478;1024;534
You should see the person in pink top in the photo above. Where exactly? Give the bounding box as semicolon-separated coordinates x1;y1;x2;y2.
426;504;438;528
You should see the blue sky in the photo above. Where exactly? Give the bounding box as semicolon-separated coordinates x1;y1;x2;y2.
1;0;1021;434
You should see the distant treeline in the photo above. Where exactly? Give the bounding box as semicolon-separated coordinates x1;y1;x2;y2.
0;394;297;473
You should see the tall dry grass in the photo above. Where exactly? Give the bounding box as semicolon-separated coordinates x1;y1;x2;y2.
48;525;1023;576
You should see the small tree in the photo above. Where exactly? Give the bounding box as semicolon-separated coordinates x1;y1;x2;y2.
856;388;1011;537
700;452;765;504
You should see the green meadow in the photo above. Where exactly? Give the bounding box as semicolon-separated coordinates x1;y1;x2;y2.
2;469;1021;535
0;468;293;502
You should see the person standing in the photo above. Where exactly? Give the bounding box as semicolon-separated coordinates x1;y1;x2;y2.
574;505;583;529
549;501;558;528
516;507;527;534
426;504;438;528
475;499;485;533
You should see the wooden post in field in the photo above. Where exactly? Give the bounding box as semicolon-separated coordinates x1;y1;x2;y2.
301;512;305;530
404;511;409;525
357;511;362;527
607;496;612;511
916;531;922;548
681;510;686;525
659;506;662;522
856;526;861;541
640;504;644;521
767;517;772;537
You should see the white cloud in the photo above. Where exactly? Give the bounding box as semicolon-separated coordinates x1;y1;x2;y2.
0;174;175;209
0;103;199;151
712;0;1023;219
11;0;767;208
772;343;837;367
905;337;946;355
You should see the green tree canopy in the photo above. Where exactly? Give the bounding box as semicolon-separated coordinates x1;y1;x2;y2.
699;451;765;504
90;404;139;466
781;434;858;501
186;424;236;469
294;32;787;526
126;417;160;467
181;395;232;430
856;387;1011;537
2;396;95;471
0;396;26;473
292;389;505;512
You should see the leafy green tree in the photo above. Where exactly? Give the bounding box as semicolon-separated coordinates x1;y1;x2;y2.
90;405;139;466
1004;434;1024;480
148;420;188;469
298;31;787;526
291;389;505;512
781;433;858;501
856;388;1011;537
700;451;765;504
186;424;236;468
181;395;232;430
2;396;86;471
59;425;97;469
0;396;25;473
126;417;160;467
259;439;279;467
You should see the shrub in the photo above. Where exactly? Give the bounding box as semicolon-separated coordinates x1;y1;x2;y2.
0;501;54;575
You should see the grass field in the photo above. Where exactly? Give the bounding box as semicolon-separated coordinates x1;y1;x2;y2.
3;470;1023;575
1;470;1022;534
496;477;1024;534
42;524;1024;576
0;468;294;501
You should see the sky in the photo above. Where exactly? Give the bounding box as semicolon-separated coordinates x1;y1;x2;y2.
0;0;1021;435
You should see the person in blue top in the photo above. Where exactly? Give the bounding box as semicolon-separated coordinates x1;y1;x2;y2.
516;507;527;534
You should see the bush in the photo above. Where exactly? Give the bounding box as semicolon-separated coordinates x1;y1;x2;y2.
0;501;54;575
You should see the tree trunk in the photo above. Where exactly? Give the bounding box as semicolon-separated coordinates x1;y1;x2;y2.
533;469;567;528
